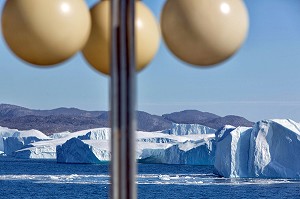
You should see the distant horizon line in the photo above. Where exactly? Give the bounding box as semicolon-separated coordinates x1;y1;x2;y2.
0;102;216;114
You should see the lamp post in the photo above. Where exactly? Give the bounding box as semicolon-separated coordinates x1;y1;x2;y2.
1;0;249;199
110;0;136;198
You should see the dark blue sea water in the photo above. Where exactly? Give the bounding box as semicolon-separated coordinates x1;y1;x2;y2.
0;157;299;199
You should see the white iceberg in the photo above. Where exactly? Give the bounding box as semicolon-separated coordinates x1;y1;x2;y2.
0;126;48;152
138;138;215;165
214;119;300;178
8;123;217;165
13;128;111;159
57;129;216;165
1;127;50;156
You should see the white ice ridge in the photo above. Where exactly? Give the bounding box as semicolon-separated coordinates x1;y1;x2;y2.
162;123;216;136
49;131;71;139
0;123;216;164
57;128;216;164
13;128;111;159
214;119;300;178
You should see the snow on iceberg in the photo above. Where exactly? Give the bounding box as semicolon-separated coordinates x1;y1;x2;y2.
214;119;300;178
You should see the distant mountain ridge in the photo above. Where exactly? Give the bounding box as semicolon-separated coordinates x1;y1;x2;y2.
162;110;220;124
0;104;103;118
0;104;254;135
162;110;254;130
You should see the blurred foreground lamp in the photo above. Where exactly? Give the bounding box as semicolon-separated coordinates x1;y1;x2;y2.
1;0;249;68
161;0;249;66
82;0;160;75
1;0;91;66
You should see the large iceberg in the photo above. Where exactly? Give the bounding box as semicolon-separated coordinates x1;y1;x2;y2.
0;126;19;152
0;127;50;156
3;123;216;166
13;128;111;159
214;119;300;178
138;138;215;165
3;123;216;162
56;128;216;164
0;126;49;152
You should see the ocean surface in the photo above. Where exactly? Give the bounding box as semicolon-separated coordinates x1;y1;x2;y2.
0;158;299;199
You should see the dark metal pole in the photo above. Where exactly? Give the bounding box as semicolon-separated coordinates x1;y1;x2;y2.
110;0;136;199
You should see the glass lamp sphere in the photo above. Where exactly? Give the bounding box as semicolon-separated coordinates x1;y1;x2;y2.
82;0;160;75
1;0;91;66
161;0;249;66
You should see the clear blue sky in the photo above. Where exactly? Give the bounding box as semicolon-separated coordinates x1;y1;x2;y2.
1;0;300;122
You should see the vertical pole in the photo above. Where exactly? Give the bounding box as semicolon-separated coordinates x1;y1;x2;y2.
110;0;136;199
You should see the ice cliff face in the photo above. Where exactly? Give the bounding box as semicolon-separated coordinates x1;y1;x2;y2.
0;127;19;152
77;129;110;140
163;123;216;135
214;126;252;177
50;132;71;139
214;119;300;178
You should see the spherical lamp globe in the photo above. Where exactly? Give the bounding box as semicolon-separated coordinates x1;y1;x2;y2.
2;0;91;66
161;0;249;67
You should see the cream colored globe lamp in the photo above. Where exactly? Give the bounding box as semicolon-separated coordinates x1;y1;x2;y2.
82;0;160;75
1;0;91;66
161;0;249;66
